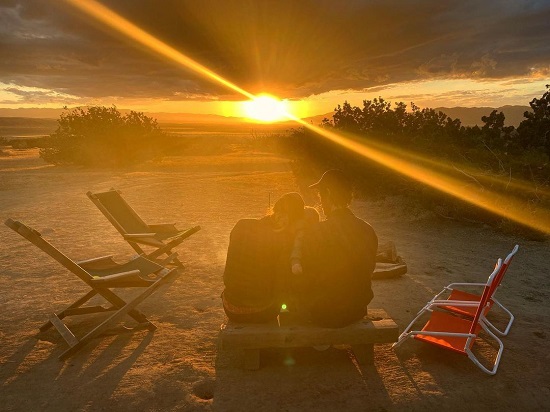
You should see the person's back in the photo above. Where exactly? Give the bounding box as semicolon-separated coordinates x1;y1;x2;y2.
222;192;305;323
302;169;378;328
304;208;377;327
223;217;288;310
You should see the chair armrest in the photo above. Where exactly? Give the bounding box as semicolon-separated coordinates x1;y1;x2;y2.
148;223;178;233
77;255;115;266
123;233;157;239
446;282;485;288
430;300;480;307
90;270;142;284
412;331;476;338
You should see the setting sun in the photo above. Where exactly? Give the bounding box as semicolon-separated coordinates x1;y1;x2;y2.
241;95;291;122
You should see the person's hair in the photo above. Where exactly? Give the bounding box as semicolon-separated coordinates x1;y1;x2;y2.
272;192;305;223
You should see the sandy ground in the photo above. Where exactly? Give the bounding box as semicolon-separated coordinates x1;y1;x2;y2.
0;140;549;412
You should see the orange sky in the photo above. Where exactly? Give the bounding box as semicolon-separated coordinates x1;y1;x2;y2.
0;1;549;119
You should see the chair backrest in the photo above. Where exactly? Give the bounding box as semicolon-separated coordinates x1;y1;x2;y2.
5;219;94;285
488;244;519;297
469;258;502;334
87;190;150;235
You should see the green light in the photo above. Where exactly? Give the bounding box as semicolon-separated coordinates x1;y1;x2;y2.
281;304;287;310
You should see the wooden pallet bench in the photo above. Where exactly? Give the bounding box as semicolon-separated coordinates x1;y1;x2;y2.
219;308;398;370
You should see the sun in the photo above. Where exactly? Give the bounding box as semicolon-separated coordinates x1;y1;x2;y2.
241;94;291;122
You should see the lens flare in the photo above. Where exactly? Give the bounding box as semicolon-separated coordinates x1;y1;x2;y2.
64;0;254;100
64;0;550;234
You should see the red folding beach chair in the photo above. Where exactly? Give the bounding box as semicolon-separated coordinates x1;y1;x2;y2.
393;259;504;375
425;245;518;336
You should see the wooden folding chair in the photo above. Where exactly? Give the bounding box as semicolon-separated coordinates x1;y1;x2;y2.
5;218;181;360
393;259;505;375
424;245;518;336
86;189;200;265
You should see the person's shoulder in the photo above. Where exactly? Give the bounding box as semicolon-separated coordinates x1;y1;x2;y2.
358;218;378;242
231;218;262;233
347;211;377;237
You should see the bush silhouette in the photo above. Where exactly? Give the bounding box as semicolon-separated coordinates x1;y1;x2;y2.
279;89;550;238
40;106;167;167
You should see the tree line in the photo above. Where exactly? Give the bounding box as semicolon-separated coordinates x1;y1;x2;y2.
277;85;550;238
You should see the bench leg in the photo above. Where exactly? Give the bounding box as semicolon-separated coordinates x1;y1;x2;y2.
352;344;374;365
243;349;260;370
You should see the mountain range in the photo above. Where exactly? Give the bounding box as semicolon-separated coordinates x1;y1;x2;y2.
435;105;530;127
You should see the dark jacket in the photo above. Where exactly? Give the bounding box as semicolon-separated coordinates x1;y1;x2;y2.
303;208;378;327
223;217;292;310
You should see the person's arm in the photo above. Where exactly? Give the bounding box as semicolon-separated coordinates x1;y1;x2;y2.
290;228;305;274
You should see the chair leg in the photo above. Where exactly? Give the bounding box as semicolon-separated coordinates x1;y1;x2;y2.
59;269;179;360
40;289;98;332
95;286;154;327
392;307;431;349
488;298;514;336
465;322;504;375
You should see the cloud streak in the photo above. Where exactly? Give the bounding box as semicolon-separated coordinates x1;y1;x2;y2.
1;0;549;105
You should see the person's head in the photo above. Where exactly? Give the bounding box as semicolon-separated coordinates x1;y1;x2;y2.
309;169;352;215
271;192;305;231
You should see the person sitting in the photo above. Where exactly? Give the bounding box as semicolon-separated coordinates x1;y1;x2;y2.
221;192;305;323
290;206;320;276
301;169;378;328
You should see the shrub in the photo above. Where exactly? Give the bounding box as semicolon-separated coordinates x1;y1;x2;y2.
39;106;168;167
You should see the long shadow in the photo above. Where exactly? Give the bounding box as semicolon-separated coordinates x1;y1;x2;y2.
0;335;41;386
213;343;398;411
1;324;155;411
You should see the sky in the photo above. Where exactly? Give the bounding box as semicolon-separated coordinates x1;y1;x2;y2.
0;0;549;118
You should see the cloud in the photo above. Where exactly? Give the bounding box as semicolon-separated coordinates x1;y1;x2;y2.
1;0;549;104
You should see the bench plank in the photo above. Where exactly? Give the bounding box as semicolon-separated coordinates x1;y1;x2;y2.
219;309;398;369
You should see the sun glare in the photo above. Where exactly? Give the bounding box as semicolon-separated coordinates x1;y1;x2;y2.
64;0;550;234
241;95;291;122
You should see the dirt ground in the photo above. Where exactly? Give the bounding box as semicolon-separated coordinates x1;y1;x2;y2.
0;140;549;412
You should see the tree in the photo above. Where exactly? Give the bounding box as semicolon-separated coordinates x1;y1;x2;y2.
480;110;514;150
517;85;550;155
40;106;167;166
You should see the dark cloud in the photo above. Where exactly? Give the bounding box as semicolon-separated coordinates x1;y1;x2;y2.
1;0;549;103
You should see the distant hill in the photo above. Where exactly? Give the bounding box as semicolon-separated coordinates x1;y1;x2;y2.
435;105;531;127
0;117;57;138
0;108;64;119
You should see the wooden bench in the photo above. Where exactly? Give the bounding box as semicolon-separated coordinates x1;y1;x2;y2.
219;308;398;370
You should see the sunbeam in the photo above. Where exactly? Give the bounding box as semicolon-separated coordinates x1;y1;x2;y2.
64;0;550;234
291;119;550;233
64;0;255;100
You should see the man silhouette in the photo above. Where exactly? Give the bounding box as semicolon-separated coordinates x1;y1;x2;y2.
301;169;378;328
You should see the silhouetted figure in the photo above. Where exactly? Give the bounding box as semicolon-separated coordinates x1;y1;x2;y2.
222;192;305;323
302;169;378;328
